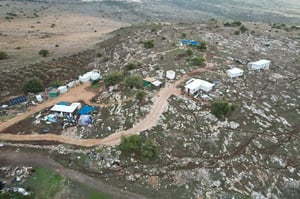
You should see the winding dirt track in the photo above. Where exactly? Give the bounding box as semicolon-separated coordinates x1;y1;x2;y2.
0;65;211;147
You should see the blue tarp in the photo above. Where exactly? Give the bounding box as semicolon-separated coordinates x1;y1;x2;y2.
57;101;69;106
181;39;199;46
9;96;28;106
77;105;96;115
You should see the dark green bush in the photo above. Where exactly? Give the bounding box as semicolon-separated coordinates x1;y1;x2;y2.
23;77;44;93
103;71;123;87
135;90;146;102
0;51;8;60
39;49;49;57
144;40;154;49
125;75;143;89
191;56;206;66
119;135;158;160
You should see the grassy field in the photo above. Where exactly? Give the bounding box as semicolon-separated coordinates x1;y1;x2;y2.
24;167;112;199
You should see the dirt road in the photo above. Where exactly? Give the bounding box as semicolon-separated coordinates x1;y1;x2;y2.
0;66;211;146
0;150;147;199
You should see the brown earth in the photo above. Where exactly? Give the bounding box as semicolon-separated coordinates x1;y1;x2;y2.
0;11;128;69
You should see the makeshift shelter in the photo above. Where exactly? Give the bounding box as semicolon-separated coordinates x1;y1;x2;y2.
8;96;27;106
77;105;96;115
143;77;162;88
248;59;270;70
49;88;59;98
184;78;214;94
78;115;92;126
166;70;176;80
226;68;244;78
79;71;92;83
58;86;68;94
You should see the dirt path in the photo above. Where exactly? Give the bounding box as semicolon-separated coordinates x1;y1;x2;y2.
0;150;146;199
0;51;212;147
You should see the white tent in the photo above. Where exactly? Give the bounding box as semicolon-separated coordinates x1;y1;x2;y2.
166;70;176;80
226;68;244;78
79;71;93;83
58;86;68;94
78;115;92;126
248;59;270;70
67;81;75;88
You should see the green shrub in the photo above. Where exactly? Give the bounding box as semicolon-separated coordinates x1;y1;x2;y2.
144;40;154;49
39;49;49;57
51;80;63;87
103;71;123;87
135;90;146;102
0;51;8;60
23;77;44;93
124;62;139;71
119;135;158;160
186;49;193;56
197;41;207;50
191;56;206;66
125;75;143;89
234;30;240;35
211;101;237;119
239;25;248;33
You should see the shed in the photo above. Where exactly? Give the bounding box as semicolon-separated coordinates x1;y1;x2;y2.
50;103;80;114
181;39;199;46
248;59;270;70
226;68;244;78
184;78;214;94
58;86;68;94
143;77;162;88
166;70;176;80
49;88;59;98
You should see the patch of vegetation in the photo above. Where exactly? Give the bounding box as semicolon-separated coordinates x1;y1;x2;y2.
135;90;147;102
23;77;44;93
0;51;8;60
124;62;139;71
234;30;240;35
224;21;242;27
143;40;154;49
197;41;207;51
211;101;236;119
24;167;64;199
119;135;158;161
239;25;248;33
38;49;49;57
103;71;123;87
125;75;143;89
51;80;63;87
186;48;193;56
191;55;205;66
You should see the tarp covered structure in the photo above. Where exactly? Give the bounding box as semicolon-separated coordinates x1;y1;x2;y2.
77;105;96;115
78;115;92;126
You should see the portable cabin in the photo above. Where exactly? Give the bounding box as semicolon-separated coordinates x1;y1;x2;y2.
143;77;162;88
226;68;244;78
248;59;270;70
